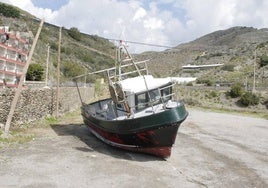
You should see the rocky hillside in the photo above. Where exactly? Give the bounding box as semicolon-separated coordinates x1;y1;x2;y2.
0;2;116;83
1;2;268;88
137;27;268;88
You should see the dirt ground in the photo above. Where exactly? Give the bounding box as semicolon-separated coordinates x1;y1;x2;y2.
0;109;267;188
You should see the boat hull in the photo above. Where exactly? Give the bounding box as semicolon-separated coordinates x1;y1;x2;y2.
81;99;188;158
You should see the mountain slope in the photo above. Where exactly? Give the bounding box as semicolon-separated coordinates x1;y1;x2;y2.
136;26;268;87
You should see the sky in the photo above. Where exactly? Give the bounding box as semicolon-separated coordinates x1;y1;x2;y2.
1;0;268;53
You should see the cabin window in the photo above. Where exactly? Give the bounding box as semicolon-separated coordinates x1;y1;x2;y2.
135;84;173;111
136;93;147;110
149;89;161;105
161;86;172;102
135;89;161;111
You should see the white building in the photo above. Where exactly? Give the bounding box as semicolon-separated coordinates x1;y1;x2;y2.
0;26;30;88
169;77;197;84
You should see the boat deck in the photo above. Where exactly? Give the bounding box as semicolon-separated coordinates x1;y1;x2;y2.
86;100;182;121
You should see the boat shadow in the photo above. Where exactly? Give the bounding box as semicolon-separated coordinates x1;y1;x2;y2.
50;123;164;162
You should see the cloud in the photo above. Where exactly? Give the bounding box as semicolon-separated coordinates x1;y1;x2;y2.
143;18;164;30
1;0;268;53
180;0;268;38
133;7;147;21
9;0;32;8
1;0;56;22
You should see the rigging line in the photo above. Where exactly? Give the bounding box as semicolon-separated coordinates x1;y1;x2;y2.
108;38;174;49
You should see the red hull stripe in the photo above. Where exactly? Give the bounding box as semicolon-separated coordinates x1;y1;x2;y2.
87;124;172;158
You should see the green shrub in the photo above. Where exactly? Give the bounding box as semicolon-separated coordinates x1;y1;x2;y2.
26;64;44;81
264;99;268;109
222;64;235;71
0;3;20;18
45;115;58;124
209;91;217;98
81;53;93;63
229;83;243;98
186;82;193;86
260;55;268;67
209;52;223;57
196;79;213;86
240;92;260;106
68;27;82;41
50;42;58;51
61;61;84;78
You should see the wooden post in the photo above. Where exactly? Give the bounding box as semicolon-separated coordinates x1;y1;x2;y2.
56;27;62;118
3;19;44;135
45;43;50;87
253;50;256;93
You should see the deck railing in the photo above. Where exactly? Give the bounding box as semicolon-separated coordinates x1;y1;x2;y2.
106;60;149;82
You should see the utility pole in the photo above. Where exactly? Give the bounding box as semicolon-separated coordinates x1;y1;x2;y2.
56;27;62;118
45;43;50;87
3;19;44;136
253;50;256;93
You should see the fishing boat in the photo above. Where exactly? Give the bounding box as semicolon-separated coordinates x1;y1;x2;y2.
76;41;188;158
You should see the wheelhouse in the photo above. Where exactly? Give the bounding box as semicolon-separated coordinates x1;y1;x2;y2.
134;82;173;111
119;75;175;112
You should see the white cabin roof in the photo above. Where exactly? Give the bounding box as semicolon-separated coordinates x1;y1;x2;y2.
119;75;172;93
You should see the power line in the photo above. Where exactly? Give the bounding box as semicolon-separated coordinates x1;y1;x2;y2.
108;38;174;49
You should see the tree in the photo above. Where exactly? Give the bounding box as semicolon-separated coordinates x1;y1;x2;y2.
26;64;44;81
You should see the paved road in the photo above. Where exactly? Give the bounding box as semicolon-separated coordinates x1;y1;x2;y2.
0;109;267;188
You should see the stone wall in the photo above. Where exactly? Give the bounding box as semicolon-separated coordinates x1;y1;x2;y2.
0;87;94;127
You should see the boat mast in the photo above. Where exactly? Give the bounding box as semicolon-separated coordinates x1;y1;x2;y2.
116;43;123;81
117;40;141;80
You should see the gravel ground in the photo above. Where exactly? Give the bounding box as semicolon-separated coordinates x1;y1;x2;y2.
0;109;267;188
